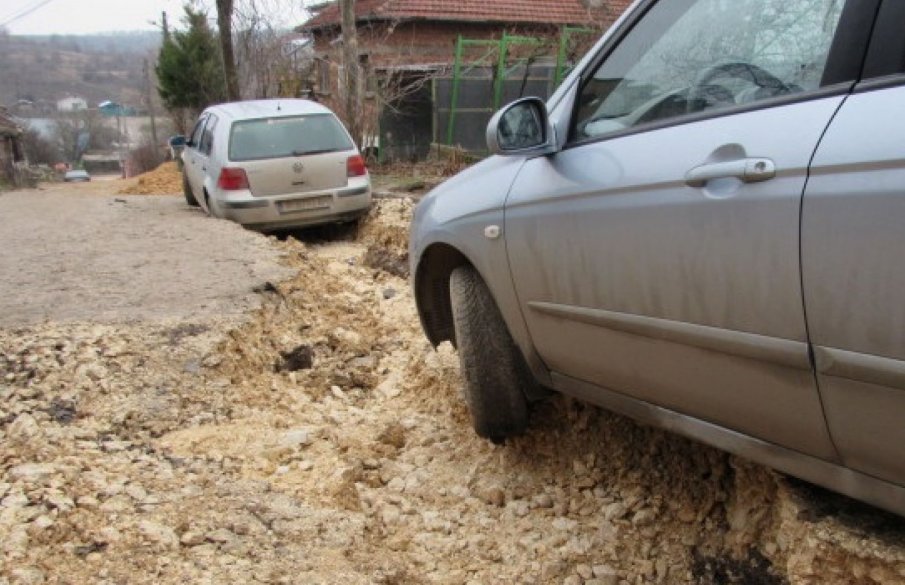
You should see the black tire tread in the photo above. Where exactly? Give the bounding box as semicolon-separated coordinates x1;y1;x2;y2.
449;265;534;441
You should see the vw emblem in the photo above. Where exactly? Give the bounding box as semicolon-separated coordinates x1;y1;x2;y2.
292;162;305;174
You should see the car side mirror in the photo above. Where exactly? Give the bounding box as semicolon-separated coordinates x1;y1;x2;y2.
486;97;557;157
169;135;186;147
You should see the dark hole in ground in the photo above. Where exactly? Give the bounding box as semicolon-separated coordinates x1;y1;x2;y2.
47;397;77;424
363;245;409;279
74;541;108;557
276;344;315;372
783;477;905;542
273;221;360;245
252;282;280;295
166;323;210;346
693;549;787;585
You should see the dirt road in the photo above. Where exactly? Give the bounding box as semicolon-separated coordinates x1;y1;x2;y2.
0;181;291;327
1;182;904;584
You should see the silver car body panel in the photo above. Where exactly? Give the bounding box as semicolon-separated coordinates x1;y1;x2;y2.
528;302;811;370
243;152;350;198
184;114;211;206
802;84;905;486
410;155;558;384
504;97;844;459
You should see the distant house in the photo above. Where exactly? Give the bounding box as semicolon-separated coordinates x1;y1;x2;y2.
299;0;630;159
0;108;24;186
57;96;88;113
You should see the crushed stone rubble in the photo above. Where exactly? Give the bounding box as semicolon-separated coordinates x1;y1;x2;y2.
2;198;904;584
117;162;183;196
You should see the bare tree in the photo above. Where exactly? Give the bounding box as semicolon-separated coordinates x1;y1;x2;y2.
340;0;362;145
232;0;315;99
215;0;242;101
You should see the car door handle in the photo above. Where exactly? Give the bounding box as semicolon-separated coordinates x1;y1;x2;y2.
685;158;775;188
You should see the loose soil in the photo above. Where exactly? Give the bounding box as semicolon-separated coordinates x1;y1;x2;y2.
1;181;904;584
118;162;183;196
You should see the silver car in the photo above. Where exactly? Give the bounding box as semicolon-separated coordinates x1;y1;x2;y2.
63;170;91;182
410;0;905;517
182;99;371;231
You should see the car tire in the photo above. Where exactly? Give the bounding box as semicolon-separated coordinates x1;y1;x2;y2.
449;264;532;442
183;173;199;207
204;191;220;218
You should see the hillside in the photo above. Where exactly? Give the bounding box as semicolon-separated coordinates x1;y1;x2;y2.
0;31;161;113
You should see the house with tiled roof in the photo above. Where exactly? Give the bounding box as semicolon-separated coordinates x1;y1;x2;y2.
298;0;630;159
301;0;628;70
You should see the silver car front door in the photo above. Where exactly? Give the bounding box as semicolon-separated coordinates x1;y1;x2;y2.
505;0;858;458
185;115;208;199
802;79;905;486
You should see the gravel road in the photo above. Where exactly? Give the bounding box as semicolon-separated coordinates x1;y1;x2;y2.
0;181;291;327
1;182;904;585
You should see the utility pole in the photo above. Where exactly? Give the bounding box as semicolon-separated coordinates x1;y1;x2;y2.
340;0;361;145
143;58;160;165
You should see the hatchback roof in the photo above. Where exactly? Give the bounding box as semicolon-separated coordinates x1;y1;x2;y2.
204;99;334;121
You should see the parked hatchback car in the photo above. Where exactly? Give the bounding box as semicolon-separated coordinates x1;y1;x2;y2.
410;0;905;517
181;100;371;231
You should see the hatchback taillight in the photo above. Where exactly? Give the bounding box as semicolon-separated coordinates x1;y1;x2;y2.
218;167;250;191
347;155;367;177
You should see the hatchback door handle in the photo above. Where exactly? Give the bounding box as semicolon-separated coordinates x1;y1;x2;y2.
685;158;775;188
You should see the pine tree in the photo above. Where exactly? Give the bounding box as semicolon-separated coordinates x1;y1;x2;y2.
156;5;227;116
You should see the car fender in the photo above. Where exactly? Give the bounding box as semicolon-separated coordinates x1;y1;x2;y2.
410;155;552;388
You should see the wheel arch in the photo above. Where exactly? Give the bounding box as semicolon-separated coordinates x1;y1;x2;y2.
414;240;553;397
413;242;471;348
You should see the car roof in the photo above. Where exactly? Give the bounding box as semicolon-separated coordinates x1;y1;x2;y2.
204;99;334;122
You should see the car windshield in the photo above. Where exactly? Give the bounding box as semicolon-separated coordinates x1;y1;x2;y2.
228;114;354;162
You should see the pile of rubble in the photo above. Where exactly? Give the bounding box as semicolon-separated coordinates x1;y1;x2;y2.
2;199;904;584
118;162;182;196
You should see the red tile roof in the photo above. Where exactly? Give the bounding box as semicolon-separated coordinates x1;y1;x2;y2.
303;0;627;30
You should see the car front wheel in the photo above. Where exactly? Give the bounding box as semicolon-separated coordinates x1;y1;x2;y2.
449;264;533;442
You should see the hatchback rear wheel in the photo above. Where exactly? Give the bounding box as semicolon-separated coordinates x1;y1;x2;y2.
449;265;532;442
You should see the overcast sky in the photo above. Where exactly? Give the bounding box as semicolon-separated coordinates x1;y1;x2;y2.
2;0;309;36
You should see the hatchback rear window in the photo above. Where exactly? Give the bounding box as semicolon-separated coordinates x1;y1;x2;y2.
228;114;354;162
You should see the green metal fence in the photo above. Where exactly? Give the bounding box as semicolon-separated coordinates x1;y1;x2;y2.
444;27;597;147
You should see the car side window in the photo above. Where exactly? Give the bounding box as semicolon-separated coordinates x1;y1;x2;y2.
573;0;846;141
199;115;218;156
189;116;207;149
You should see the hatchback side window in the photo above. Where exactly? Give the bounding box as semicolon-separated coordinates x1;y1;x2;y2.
199;115;218;156
574;0;846;141
189;116;207;149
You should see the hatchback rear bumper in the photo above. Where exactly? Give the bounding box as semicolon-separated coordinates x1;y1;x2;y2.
214;181;372;232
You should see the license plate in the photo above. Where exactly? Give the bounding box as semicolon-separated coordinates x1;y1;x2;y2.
278;195;332;213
